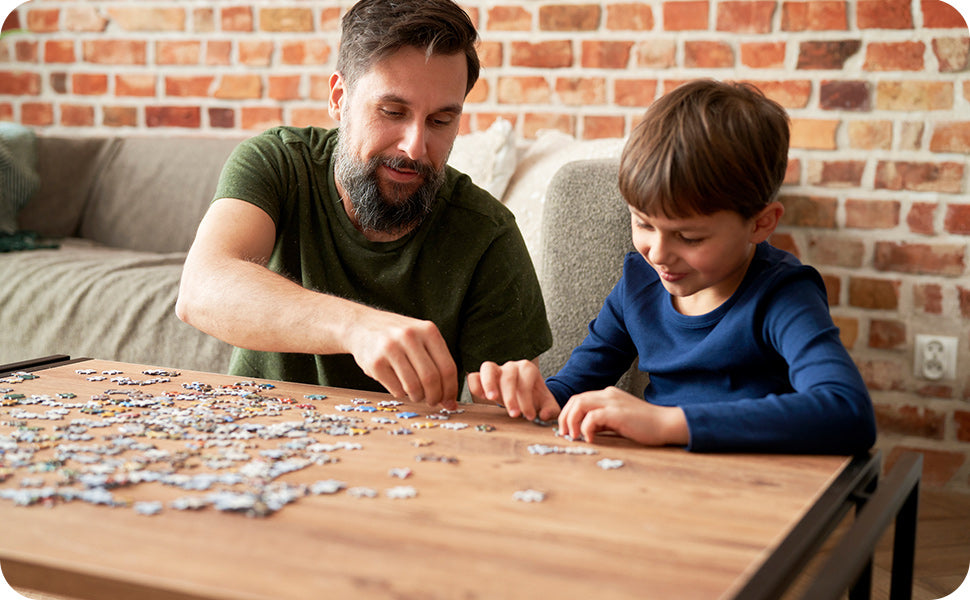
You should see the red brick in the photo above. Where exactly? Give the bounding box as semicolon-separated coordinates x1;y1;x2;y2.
809;160;866;187
875;404;945;438
165;76;213;97
933;37;970;73
487;6;532;30
684;40;734;68
510;41;573;68
957;411;970;442
614;79;658;106
779;194;837;227
606;4;654;30
748;80;813;108
857;358;906;390
582;115;626;139
50;73;66;94
847;120;892;150
922;0;968;27
832;315;857;347
308;75;330;100
864;41;925;71
280;40;331;65
214;74;262;100
581;41;633;68
44;40;75;63
539;5;600;31
241;106;283;131
289;107;335;129
259;8;313;32
914;283;943;314
208;107;235;129
268;75;301;101
320;7;342;31
876;81;953;110
103;106;137;128
192;8;215;33
781;1;848;31
206;41;232;65
466;79;488;104
885;447;964;487
0;70;40;95
15;40;37;63
72;73;108;95
960;286;970;319
83;40;147;65
768;232;800;258
907;202;938;234
930;121;970;153
875;161;964;193
63;6;108;32
873;241;966;276
797;40;861;69
146;106;200;128
157;41;201;65
60;104;94;127
807;234;864;267
790;119;838;150
115;74;155;97
857;0;913;29
944;204;970;235
900;121;926;151
221;6;253;31
845;198;900;229
239;40;273;67
522;113;575;138
740;42;785;68
716;1;775;33
554;77;606;105
21;102;53;126
497;76;551;104
848;277;900;310
0;104;12;122
663;1;709;30
819;80;870;110
868;319;907;350
2;9;20;32
106;7;186;31
634;40;677;68
26;9;58;33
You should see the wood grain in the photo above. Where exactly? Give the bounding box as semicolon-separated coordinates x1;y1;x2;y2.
0;360;850;600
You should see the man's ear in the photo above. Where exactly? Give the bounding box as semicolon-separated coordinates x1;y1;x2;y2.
750;201;784;244
328;71;345;122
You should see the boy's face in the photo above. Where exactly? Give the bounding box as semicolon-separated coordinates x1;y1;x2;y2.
628;206;761;316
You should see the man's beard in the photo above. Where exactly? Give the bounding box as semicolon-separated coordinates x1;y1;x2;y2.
334;140;445;235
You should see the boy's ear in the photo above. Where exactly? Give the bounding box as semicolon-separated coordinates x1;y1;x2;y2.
750;201;785;243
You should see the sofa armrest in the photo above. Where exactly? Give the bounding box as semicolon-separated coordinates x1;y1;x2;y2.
537;158;650;396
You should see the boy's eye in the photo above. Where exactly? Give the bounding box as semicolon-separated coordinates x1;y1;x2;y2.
679;235;705;245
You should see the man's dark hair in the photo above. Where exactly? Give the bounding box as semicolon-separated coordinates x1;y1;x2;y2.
337;0;481;96
619;79;790;220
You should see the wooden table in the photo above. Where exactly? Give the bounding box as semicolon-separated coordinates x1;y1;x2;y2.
0;358;876;600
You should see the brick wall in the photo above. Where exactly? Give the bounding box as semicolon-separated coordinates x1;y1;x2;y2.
1;0;969;489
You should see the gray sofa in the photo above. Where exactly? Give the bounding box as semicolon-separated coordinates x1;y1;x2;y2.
1;130;639;392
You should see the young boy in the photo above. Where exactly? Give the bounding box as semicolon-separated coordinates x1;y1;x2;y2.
468;79;877;454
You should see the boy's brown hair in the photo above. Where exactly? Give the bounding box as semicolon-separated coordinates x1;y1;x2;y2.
337;0;481;96
619;79;790;220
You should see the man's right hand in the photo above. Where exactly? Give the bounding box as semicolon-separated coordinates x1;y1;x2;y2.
343;310;459;410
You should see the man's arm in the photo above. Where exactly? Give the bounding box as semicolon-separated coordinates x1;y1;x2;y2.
176;198;459;408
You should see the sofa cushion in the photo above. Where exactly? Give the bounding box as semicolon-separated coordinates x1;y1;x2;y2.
0;238;232;373
17;136;116;238
0;123;40;235
78;137;242;253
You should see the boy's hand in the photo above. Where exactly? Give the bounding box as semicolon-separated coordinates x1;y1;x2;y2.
559;387;689;446
467;360;560;422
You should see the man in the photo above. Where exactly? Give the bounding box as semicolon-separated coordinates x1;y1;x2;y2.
176;0;552;414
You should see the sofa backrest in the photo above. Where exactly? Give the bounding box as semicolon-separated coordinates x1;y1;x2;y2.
20;135;243;253
538;157;650;396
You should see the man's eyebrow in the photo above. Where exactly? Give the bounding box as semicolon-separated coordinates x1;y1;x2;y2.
377;93;463;115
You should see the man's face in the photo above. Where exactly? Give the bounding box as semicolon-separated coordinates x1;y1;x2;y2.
329;46;468;237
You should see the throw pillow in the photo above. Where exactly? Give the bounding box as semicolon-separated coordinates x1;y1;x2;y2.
447;117;517;200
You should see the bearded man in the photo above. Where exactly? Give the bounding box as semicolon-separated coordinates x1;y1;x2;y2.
176;0;551;412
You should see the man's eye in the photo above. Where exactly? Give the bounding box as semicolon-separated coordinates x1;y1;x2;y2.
380;108;404;118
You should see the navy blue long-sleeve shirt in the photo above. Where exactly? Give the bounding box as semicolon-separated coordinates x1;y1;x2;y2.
546;243;876;454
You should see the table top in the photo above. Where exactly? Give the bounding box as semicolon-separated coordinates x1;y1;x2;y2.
0;359;851;600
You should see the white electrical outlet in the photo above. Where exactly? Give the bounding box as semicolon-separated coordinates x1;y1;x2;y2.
914;334;958;381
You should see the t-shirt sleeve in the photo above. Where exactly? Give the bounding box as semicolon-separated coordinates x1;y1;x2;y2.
213;131;292;226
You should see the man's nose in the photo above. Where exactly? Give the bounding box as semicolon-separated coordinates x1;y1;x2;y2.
398;120;428;162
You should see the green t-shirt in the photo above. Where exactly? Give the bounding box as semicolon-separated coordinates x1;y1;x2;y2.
215;126;552;392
